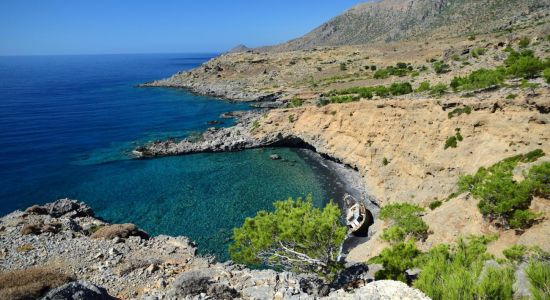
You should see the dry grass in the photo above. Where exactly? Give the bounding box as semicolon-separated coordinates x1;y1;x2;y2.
0;267;74;300
91;223;149;240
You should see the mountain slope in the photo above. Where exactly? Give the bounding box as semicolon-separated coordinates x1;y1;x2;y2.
266;0;549;51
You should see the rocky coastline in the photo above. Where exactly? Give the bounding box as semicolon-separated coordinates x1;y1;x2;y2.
0;199;429;300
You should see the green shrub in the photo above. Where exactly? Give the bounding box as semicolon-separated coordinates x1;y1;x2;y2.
383;157;389;166
251;120;260;131
416;81;430;92
455;128;463;142
543;68;550;84
505;50;548;79
368;240;421;282
525;260;550;300
429;200;443;210
414;237;503;300
288;115;295;123
458;150;546;228
433;61;450;74
448;106;473;119
289;97;303;108
229;195;347;279
472;47;486;58
329;95;359;104
477;265;515;300
397;62;408;69
371;65;377;71
526;162;550;197
373;85;390;97
374;69;389;79
379;203;428;243
503;245;528;262
450;68;505;91
444;136;458;149
430;83;448;96
389;82;413;95
506;94;517;99
518;37;531;48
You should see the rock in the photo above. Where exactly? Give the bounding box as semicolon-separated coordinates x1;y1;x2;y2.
331;263;370;291
41;280;114;300
146;264;158;274
405;268;421;284
44;199;94;218
270;154;282;160
167;270;213;298
513;262;532;299
323;280;430;300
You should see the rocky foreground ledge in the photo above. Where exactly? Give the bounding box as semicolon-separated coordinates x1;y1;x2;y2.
0;199;429;300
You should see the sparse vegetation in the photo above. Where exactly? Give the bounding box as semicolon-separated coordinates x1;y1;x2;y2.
379;203;428;243
471;47;486;58
543;68;550;84
414;236;514;300
448;106;472;119
505;49;548;79
289;96;304;108
16;244;34;252
506;94;517;99
444;129;463;149
518;37;531;48
339;63;347;71
416;81;431;92
251;120;260;131
288;115;295;123
369;240;421;282
525;259;550;300
458;150;547;229
450;68;505;91
429;83;448;96
229;195;347;280
433;61;450;74
429;200;443;210
0;267;74;300
444;136;458;149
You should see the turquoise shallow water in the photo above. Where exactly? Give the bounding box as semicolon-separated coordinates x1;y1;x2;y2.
0;54;341;259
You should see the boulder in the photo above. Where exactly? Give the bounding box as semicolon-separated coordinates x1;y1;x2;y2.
41;281;113;300
270;154;282;160
324;280;430;300
168;269;239;300
44;199;94;218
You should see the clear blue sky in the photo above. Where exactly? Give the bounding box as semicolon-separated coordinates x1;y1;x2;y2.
0;0;364;55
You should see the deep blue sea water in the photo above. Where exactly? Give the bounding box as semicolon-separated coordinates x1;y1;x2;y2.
0;54;341;259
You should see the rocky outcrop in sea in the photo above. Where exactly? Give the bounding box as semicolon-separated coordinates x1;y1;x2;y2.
0;199;430;299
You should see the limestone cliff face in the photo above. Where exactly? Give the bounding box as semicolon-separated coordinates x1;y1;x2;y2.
255;95;549;206
253;92;550;261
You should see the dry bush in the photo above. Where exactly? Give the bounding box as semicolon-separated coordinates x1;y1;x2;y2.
91;223;149;240
20;223;61;235
0;267;74;300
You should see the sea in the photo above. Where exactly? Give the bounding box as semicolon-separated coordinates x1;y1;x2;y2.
0;54;346;259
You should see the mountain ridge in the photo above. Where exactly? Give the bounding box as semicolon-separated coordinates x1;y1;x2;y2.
259;0;549;52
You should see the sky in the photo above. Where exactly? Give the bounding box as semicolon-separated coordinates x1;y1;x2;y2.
0;0;364;56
